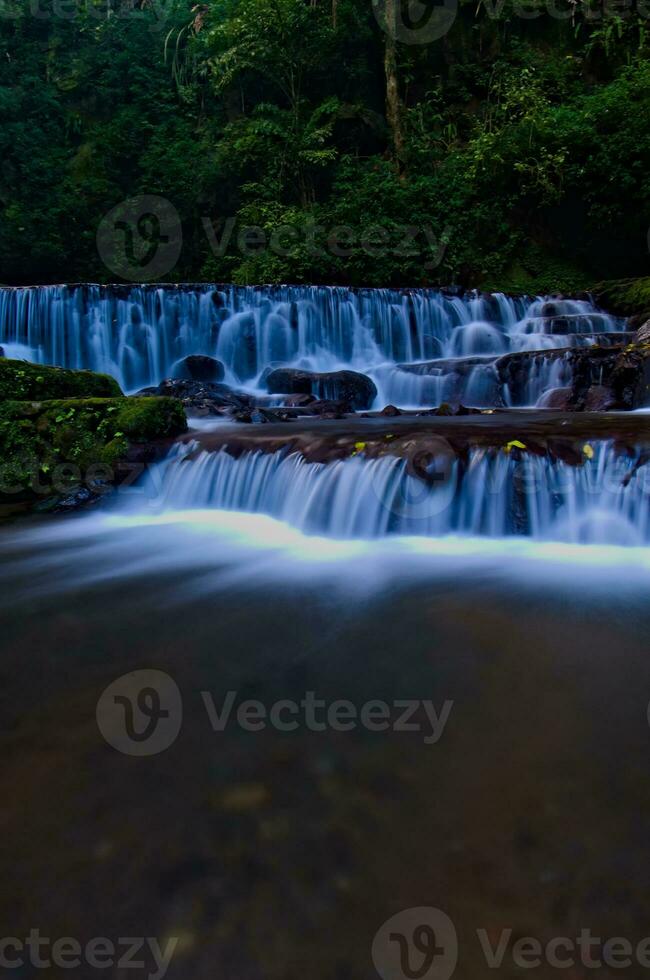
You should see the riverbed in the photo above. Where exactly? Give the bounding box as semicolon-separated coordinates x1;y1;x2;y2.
1;512;650;979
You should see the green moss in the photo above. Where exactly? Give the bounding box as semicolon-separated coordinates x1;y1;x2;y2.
595;277;650;319
0;396;187;501
0;358;122;401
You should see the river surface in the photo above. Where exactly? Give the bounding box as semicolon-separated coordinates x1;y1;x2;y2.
1;512;650;979
1;282;649;977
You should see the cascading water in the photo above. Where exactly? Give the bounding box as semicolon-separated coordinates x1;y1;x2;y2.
0;284;627;408
137;441;650;546
3;283;645;550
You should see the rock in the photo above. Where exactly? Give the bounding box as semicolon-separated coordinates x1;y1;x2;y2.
266;368;377;410
404;436;456;486
583;384;618;412
138;378;254;416
548;440;584;466
635;320;650;344
0;396;185;503
541;302;560;318
172;354;225;383
435;402;454;416
52;486;106;512
0;347;4;358
496;350;569;406
454;403;481;416
0;357;122;400
282;393;316;407
627;313;650;331
230;410;253;424
303;399;348;418
609;346;650;409
537;386;572;410
379;404;401;416
232;407;295;424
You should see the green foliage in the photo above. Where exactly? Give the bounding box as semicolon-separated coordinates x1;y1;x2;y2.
595;277;650;318
0;396;187;500
2;0;650;290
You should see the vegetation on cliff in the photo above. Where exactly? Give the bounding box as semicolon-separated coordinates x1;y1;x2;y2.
0;360;187;502
1;0;650;290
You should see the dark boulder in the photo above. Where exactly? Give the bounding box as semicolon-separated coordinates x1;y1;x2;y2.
266;368;377;410
583;384;618;412
172;354;225;383
541;302;560;318
627;313;650;331
537;386;572;410
136;378;254;416
609;347;650;409
303;399;349;419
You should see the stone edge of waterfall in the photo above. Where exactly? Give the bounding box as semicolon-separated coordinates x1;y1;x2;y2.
0;282;628;408
131;438;650;546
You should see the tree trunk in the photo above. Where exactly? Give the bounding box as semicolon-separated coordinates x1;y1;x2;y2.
383;0;405;166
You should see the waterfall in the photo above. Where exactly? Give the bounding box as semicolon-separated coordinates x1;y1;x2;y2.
0;284;626;407
137;441;650;545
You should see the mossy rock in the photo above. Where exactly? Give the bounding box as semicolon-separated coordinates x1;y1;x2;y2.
0;396;187;502
0;358;122;401
594;277;650;321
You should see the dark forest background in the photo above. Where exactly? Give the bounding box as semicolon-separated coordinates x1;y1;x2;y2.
1;0;650;297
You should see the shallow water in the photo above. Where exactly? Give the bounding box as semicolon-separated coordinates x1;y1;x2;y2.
1;512;650;978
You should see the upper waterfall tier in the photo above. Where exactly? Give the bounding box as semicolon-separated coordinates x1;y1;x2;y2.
0;284;627;408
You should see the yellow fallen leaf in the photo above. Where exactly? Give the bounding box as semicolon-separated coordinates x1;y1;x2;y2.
354;441;366;451
583;443;594;459
504;439;527;453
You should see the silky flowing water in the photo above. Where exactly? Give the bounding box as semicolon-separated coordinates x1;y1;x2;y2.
1;283;649;978
0;284;627;406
